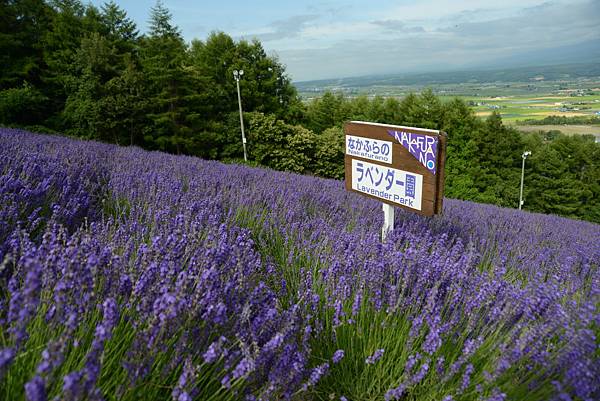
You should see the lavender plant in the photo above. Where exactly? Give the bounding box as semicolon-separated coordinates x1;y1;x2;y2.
1;128;598;401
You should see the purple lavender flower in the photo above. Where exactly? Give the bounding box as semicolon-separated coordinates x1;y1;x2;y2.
385;384;406;401
0;347;15;371
411;360;430;384
232;357;255;380
264;332;285;352
203;337;226;363
436;356;445;376
2;128;600;401
461;363;474;391
404;353;419;373
172;359;196;401
333;299;344;327
485;389;507;401
177;393;192;401
365;349;385;365
303;362;330;390
25;375;46;401
332;349;345;364
422;319;442;354
63;371;83;399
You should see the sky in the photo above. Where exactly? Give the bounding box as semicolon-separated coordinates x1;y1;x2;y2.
88;0;600;82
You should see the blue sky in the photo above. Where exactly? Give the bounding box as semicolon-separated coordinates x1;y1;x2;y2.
88;0;600;81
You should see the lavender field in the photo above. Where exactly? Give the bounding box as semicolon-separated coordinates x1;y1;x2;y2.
1;128;598;401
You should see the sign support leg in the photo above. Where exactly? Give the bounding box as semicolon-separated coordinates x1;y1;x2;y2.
382;203;394;241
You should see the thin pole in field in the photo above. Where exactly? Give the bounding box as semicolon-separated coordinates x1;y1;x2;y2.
382;203;394;241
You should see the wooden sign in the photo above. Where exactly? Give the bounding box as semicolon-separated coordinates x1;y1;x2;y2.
344;121;447;217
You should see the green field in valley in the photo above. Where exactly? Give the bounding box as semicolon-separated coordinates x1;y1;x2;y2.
454;93;600;123
516;124;600;136
301;82;600;138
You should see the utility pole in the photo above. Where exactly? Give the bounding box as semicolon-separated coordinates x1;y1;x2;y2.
519;151;531;210
233;69;247;162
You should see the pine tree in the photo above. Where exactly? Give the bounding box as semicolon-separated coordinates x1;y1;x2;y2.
62;32;116;139
100;0;138;54
42;0;91;126
61;1;144;142
140;1;197;154
305;91;345;133
0;0;52;90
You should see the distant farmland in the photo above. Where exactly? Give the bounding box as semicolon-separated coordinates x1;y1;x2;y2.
515;124;600;137
464;93;600;123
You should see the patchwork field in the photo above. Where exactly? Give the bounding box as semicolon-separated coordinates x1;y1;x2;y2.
515;124;600;137
461;94;600;123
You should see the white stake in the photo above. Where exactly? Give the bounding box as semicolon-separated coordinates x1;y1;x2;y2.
382;203;394;241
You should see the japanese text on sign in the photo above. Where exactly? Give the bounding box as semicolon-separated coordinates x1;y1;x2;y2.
351;159;423;210
346;135;392;164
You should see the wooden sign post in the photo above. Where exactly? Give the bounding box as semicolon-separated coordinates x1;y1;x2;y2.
343;121;447;240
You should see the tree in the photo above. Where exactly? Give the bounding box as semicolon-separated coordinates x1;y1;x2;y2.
313;126;345;179
189;32;300;122
0;83;48;125
62;30;117;138
42;0;105;127
347;96;371;122
101;54;148;146
62;0;144;143
398;90;442;129
381;97;403;125
518;131;599;222
441;98;482;199
0;0;52;90
526;146;583;217
460;112;523;206
100;0;138;52
140;1;200;154
248;112;315;174
305;91;346;133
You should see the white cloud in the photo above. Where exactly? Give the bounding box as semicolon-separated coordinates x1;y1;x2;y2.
267;0;600;81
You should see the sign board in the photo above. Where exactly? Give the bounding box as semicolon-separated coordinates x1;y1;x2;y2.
344;121;447;217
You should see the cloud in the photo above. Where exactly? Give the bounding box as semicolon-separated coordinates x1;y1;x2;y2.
271;0;600;81
371;19;425;33
245;14;319;42
434;0;600;46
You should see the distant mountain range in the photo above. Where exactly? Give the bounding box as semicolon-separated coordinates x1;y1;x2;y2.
294;61;600;91
478;39;600;72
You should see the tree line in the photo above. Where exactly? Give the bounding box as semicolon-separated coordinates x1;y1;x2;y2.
1;1;599;223
516;115;600;125
0;0;302;157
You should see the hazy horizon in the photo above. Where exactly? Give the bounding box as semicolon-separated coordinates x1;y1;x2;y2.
89;0;600;82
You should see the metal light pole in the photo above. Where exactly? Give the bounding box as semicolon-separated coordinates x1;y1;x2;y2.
233;69;247;162
519;151;531;210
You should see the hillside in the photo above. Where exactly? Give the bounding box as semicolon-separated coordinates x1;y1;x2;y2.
1;128;598;400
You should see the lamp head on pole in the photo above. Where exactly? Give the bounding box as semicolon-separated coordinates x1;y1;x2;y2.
233;69;244;81
522;150;531;159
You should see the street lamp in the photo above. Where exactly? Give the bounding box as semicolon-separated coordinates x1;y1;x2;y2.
233;69;247;162
519;150;531;210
